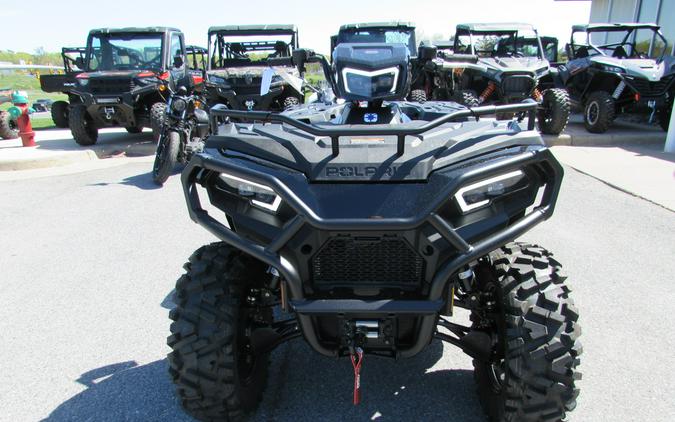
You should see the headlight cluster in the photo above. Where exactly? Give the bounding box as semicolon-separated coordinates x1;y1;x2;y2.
454;170;528;213
171;98;187;112
218;173;281;213
341;67;399;97
601;64;624;73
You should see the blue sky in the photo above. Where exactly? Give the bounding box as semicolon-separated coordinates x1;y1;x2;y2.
0;0;591;54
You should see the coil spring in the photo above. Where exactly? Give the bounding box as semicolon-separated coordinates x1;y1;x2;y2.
480;82;496;103
532;87;543;102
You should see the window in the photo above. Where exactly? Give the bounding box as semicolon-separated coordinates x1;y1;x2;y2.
170;33;183;65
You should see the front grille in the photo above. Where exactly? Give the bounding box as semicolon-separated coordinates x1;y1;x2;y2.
311;236;425;287
89;78;134;95
626;75;673;97
231;77;263;95
501;75;536;98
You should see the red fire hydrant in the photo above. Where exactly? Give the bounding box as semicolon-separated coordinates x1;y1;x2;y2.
8;91;36;147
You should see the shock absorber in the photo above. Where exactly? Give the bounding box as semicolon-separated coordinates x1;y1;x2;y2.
479;82;496;103
532;87;543;102
612;81;626;99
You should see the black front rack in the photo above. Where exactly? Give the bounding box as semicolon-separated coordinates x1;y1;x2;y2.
208;100;539;157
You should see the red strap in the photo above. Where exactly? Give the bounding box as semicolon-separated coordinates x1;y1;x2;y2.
351;347;364;405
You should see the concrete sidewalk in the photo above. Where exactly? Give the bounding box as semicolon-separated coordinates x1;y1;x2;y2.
0;128;156;171
551;144;675;211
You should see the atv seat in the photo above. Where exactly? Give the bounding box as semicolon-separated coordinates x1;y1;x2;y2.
612;46;627;59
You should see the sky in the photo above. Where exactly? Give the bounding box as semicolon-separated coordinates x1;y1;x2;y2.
0;0;591;55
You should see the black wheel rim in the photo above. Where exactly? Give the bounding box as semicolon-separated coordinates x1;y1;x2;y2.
586;101;599;125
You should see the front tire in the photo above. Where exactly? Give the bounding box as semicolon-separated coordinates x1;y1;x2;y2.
538;88;570;135
584;91;615;133
168;243;270;422
410;89;427;103
473;242;582;422
68;105;98;146
152;130;180;185
150;102;166;141
0;111;18;139
51;100;69;128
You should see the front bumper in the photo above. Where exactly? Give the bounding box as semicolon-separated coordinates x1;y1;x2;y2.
181;144;563;358
72;84;160;127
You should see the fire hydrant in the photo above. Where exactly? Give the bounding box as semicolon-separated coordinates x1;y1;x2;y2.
7;91;36;147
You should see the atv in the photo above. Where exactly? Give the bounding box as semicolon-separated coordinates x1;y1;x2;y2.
62;27;192;145
0;88;19;140
168;43;582;422
560;23;675;133
39;47;86;129
204;25;305;111
414;23;570;135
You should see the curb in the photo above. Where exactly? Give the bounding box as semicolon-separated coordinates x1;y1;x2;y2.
0;149;98;171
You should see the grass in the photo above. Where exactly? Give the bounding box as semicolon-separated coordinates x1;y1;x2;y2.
0;73;67;111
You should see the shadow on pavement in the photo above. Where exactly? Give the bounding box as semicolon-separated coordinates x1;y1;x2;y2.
23;130;157;158
44;340;484;421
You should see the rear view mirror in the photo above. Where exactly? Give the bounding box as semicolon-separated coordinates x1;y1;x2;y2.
292;49;312;75
173;55;184;69
74;57;85;70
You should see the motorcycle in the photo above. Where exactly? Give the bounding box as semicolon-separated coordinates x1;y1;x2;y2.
152;85;210;185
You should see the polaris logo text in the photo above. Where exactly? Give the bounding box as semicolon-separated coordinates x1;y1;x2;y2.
325;166;398;177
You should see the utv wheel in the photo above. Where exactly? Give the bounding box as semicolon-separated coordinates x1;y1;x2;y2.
168;243;271;422
0;111;18;140
410;89;427;103
283;96;300;110
455;90;480;107
152;130;180;185
69;105;98;146
125;125;143;134
473;242;582;422
658;104;672;132
50;100;70;128
584;91;615;133
537;88;570;135
150;102;166;140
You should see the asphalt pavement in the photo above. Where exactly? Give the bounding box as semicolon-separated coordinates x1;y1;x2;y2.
1;160;674;421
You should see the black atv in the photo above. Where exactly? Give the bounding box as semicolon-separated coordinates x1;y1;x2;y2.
560;23;675;133
62;27;192;145
205;25;305;111
414;23;571;135
168;44;582;422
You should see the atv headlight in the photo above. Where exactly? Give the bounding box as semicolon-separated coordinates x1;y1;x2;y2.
218;173;281;212
601;65;624;73
209;75;229;86
172;98;187;112
454;170;527;213
342;67;399;97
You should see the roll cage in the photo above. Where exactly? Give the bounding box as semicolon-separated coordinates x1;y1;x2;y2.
453;23;544;59
568;23;668;60
207;25;299;70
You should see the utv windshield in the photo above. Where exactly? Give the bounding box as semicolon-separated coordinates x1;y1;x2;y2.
210;33;295;69
86;33;164;71
455;30;543;58
338;28;416;56
572;27;667;59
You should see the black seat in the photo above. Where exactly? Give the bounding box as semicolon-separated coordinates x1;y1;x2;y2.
575;46;589;59
612;46;627;59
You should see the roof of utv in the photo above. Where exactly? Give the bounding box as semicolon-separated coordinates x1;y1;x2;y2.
339;21;415;31
208;24;297;36
572;23;661;32
88;27;179;35
457;23;536;33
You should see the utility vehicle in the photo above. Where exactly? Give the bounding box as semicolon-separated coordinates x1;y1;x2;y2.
414;23;570;135
0;88;19;139
205;25;304;111
560;23;675;132
168;44;582;422
61;27;191;145
39;47;86;128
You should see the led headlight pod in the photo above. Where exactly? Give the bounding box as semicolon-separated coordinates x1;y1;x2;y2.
454;170;527;213
601;65;624;73
218;172;282;212
341;67;399;97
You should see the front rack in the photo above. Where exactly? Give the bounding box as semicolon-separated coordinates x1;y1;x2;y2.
208;100;539;157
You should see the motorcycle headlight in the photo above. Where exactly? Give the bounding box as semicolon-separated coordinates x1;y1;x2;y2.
172;98;187;112
454;170;528;213
218;173;281;213
601;65;624;73
341;67;399;97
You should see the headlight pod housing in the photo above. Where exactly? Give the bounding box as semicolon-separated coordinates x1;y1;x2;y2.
218;173;281;213
209;75;230;87
341;67;399;98
601;64;624;73
454;170;528;213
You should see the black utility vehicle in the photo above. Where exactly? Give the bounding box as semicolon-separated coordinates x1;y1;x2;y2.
205;25;304;111
168;43;582;422
63;27;191;145
39;47;86;128
414;23;570;135
561;23;675;132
